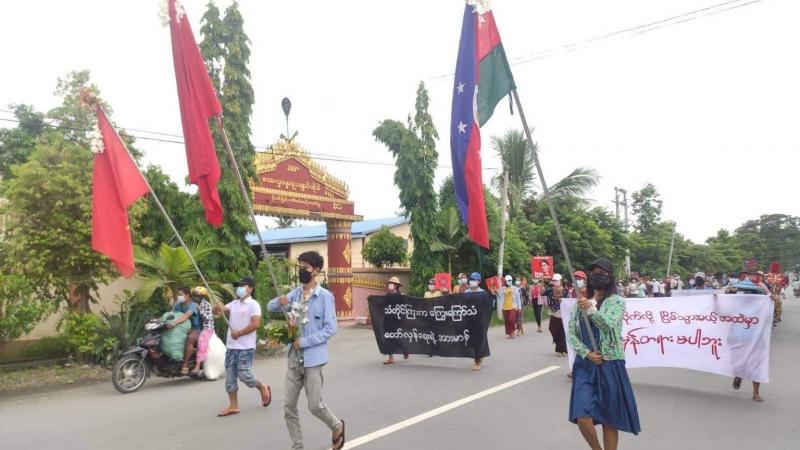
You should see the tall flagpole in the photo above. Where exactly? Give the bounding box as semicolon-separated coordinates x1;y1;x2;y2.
496;168;509;320
510;89;598;353
215;117;282;297
98;106;226;323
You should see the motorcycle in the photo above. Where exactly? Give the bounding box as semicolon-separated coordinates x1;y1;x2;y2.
111;315;199;394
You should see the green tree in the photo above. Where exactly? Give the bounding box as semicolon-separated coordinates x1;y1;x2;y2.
1;133;113;312
362;226;408;268
275;217;296;229
0;273;51;342
373;82;442;294
135;165;198;252
0;104;46;179
735;214;800;270
192;0;257;280
431;207;468;274
631;182;663;233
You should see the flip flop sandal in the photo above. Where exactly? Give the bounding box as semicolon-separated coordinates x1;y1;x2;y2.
262;386;272;407
180;368;190;376
332;420;346;450
383;359;395;365
217;410;240;417
733;378;742;390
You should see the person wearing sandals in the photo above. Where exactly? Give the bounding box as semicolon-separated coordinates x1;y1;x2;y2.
267;251;346;450
568;258;641;450
383;276;410;365
212;276;272;417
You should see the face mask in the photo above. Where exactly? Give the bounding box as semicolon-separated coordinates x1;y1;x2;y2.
459;278;467;285
469;280;479;288
576;280;586;289
298;268;313;284
515;280;521;286
177;295;185;303
428;284;436;291
236;286;248;298
551;281;561;287
387;283;397;292
505;279;513;287
589;274;610;289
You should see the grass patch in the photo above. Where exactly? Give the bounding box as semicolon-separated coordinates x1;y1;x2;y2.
0;363;108;396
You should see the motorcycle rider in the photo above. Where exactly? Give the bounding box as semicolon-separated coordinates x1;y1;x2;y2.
166;286;202;375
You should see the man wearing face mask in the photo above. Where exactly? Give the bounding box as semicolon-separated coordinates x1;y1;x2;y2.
213;276;272;417
571;271;588;299
382;277;409;364
267;251;346;450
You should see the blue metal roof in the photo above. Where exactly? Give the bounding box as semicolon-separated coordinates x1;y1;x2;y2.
246;216;409;246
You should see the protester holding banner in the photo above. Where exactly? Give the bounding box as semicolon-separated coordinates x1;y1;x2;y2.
545;274;568;356
568;258;641;448
424;278;443;299
466;272;487;370
383;276;409;365
730;278;769;402
453;272;469;294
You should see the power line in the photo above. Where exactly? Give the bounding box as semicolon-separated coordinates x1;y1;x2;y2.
428;0;767;81
0;114;500;172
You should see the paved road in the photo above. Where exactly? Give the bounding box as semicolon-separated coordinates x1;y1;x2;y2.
2;295;798;450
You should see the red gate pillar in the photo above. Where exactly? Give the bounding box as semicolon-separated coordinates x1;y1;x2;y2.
326;219;353;319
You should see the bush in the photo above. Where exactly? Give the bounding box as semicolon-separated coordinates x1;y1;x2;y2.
18;336;69;360
0;273;53;342
98;293;150;363
362;226;407;268
62;313;104;361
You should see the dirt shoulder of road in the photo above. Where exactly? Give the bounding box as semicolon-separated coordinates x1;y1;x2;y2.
0;363;109;399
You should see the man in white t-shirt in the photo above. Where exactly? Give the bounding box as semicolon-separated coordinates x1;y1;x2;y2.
213;276;271;417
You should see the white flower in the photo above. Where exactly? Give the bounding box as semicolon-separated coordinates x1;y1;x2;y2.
158;0;185;27
89;122;104;154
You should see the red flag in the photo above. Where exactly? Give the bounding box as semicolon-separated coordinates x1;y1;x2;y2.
92;107;149;277
168;0;223;227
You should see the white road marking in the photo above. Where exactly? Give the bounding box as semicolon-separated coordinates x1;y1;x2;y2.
342;365;560;449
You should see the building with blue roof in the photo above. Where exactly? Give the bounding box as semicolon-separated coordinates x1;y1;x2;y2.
246;216;411;270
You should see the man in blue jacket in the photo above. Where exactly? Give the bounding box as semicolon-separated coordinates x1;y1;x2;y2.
268;251;345;450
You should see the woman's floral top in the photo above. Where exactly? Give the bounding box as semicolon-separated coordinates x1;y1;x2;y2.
567;294;626;361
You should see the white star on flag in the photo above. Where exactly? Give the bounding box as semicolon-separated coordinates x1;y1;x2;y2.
457;121;467;134
457;82;465;94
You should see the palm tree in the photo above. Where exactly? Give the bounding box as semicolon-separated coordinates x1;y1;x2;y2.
133;241;234;304
430;207;468;274
275;217;296;229
491;129;599;216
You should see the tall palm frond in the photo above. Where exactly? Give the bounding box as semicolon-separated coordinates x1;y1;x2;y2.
491;129;536;219
430;207;468;274
539;167;600;206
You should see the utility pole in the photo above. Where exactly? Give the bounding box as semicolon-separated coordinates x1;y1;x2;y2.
666;222;677;278
613;187;631;277
496;169;509;320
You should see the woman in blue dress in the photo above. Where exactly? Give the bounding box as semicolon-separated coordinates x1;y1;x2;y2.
568;258;641;449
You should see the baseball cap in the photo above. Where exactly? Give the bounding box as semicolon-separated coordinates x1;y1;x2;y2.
235;276;255;288
469;272;482;281
588;258;614;274
574;271;587;279
552;273;563;282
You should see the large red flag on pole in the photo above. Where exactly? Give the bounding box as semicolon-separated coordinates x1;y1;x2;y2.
167;0;224;227
91;106;150;278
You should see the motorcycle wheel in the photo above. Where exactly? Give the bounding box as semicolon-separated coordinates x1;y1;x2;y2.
112;355;149;394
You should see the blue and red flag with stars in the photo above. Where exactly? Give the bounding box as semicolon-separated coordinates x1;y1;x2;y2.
450;1;516;248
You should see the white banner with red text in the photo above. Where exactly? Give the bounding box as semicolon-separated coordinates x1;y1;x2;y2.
562;295;772;382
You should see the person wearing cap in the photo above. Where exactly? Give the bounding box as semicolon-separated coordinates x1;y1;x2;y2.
568;258;641;447
190;286;216;377
213;276;272;417
571;271;588;299
167;286;202;376
267;251;346;450
498;274;522;339
424;278;444;299
693;272;713;291
464;272;487;370
453;272;469;294
383;276;409;364
544;273;568;356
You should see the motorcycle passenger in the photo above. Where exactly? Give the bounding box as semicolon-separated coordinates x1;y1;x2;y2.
167;286;202;375
190;286;216;377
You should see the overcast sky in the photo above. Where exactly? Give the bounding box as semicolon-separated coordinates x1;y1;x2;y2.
1;0;798;243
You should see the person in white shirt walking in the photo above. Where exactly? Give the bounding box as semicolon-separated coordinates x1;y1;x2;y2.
213;276;272;417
